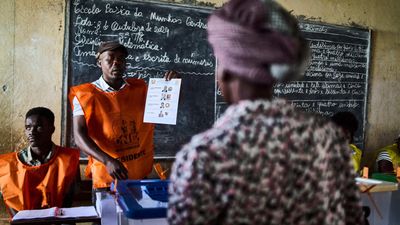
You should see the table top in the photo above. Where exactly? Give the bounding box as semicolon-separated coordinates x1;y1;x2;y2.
10;216;101;225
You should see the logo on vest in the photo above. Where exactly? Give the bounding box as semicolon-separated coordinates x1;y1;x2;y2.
113;119;140;150
117;150;146;163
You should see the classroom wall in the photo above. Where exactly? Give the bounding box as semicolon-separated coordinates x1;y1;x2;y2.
199;0;400;153
0;0;400;223
0;0;399;153
0;0;15;153
0;0;398;222
0;0;65;153
277;0;400;153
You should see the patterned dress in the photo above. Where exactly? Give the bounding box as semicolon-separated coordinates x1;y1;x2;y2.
168;98;364;225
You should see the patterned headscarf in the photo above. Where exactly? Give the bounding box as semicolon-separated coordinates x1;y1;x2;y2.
207;0;310;85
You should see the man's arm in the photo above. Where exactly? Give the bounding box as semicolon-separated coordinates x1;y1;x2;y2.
73;115;128;180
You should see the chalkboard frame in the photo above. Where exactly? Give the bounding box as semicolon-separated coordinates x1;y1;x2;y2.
296;20;371;150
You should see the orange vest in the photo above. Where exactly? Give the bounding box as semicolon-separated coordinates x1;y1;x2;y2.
0;146;79;213
69;78;154;189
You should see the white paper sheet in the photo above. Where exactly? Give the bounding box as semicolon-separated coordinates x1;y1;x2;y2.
57;206;98;218
12;207;57;220
144;78;181;125
12;206;98;221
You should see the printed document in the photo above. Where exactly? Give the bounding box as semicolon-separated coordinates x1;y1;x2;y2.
144;78;181;125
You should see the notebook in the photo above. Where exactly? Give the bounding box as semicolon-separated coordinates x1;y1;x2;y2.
12;206;98;221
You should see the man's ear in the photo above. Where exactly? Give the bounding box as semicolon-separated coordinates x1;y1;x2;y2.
97;60;101;68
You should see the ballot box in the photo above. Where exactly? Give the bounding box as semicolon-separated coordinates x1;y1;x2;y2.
114;179;169;225
357;177;400;225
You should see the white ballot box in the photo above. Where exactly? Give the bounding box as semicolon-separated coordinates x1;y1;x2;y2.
357;177;400;225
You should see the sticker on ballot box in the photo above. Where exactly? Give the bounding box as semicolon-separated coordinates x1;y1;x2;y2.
115;180;170;220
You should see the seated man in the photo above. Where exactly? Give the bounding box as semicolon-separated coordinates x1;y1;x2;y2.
374;134;400;174
331;111;363;174
0;107;80;216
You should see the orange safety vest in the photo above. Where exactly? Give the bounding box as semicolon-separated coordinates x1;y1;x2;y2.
69;78;154;189
0;146;79;213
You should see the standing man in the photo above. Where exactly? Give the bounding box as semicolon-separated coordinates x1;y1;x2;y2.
0;107;79;216
69;41;177;191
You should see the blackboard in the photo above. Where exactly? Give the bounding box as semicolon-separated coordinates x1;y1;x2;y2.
63;0;370;157
64;0;215;158
217;22;370;149
281;22;370;149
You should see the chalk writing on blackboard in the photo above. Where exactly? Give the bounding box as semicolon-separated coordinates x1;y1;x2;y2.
67;0;215;157
272;22;370;148
65;0;370;157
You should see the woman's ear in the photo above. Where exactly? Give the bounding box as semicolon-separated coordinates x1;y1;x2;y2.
220;70;229;82
217;66;232;83
217;67;234;104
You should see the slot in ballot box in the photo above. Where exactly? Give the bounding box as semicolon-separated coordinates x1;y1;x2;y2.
114;179;169;225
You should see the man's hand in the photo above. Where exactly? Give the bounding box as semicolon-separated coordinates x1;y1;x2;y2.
105;157;128;180
73;116;129;180
164;70;180;81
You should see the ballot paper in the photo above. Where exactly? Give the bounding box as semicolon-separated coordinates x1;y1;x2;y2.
12;206;98;221
144;78;181;125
